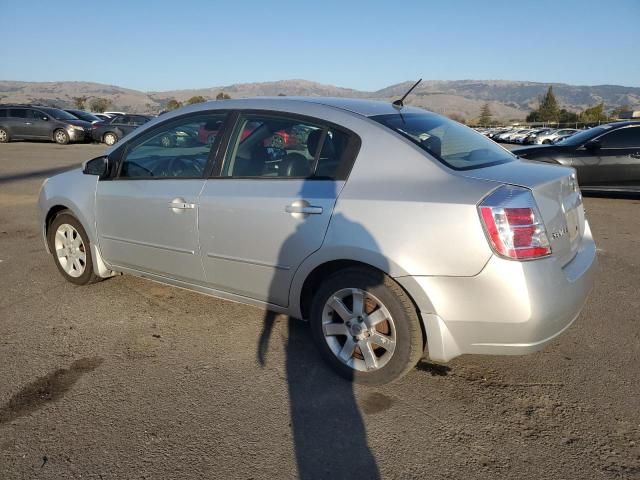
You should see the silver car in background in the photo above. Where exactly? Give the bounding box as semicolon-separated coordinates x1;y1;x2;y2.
38;97;596;384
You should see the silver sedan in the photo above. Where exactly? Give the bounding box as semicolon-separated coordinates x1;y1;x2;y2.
38;97;596;384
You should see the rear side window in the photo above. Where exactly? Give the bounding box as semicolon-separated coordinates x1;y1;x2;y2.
221;114;354;179
9;109;27;118
0;109;7;117
598;127;640;148
372;112;514;170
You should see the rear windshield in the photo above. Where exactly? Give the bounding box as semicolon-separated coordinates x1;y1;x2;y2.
371;112;514;170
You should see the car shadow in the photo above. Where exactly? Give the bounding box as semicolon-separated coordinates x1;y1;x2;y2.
0;165;78;185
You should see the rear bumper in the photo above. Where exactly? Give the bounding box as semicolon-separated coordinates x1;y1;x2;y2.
398;222;597;362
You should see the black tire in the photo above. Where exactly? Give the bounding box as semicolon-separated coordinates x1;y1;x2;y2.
103;132;117;146
0;127;10;143
54;129;70;145
48;211;100;285
542;139;552;144
310;267;423;385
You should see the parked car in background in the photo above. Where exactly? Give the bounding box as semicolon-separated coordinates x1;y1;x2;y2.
92;113;113;122
64;109;103;124
515;121;640;192
38;97;596;384
523;128;555;144
91;114;152;145
0;104;91;144
535;128;579;144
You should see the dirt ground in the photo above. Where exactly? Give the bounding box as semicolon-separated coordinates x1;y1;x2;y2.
0;142;638;479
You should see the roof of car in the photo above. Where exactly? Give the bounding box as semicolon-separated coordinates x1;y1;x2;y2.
197;97;427;117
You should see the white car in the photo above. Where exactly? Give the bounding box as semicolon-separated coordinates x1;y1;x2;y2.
535;129;579;144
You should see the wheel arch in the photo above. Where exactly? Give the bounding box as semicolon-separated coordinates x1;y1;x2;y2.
296;258;429;352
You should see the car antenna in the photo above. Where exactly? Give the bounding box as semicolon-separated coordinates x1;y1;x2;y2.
392;78;422;109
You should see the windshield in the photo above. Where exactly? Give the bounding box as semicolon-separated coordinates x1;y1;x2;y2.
372;112;514;170
556;126;606;146
41;108;79;121
67;110;100;122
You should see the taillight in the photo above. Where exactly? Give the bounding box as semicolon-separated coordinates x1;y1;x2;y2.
478;185;551;260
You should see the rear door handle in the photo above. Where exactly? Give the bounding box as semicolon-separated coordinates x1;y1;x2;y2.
24;122;32;125
286;200;323;216
168;197;195;212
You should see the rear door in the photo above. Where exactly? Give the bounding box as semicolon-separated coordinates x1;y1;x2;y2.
8;109;29;136
96;111;229;282
197;112;359;306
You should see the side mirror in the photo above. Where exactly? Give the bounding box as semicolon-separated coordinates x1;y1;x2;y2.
585;140;600;151
82;156;109;178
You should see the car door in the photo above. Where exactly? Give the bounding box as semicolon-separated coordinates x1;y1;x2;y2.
108;115;130;139
594;126;640;188
198;112;359;306
8;109;29;137
25;109;53;138
95;111;229;282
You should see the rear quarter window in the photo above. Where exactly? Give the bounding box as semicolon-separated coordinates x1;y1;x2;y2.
372;112;514;170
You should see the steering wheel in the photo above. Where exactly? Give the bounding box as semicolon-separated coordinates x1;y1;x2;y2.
166;157;202;177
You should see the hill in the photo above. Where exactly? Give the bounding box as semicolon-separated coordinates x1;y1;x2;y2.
1;79;638;121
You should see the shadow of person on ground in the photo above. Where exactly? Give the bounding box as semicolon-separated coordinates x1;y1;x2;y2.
257;178;382;479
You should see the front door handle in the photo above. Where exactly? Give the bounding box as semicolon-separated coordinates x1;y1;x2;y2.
24;122;32;125
286;200;323;218
168;197;195;213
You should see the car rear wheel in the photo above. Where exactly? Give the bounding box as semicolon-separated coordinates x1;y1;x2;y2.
103;132;117;146
0;128;10;143
310;267;424;385
54;129;69;145
48;212;99;285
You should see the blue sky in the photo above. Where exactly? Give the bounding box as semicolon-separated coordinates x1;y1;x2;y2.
2;0;639;91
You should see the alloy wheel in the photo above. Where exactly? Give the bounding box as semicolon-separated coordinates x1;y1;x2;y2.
54;224;87;278
321;288;397;372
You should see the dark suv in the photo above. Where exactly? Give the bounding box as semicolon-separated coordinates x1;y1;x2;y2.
0;105;92;144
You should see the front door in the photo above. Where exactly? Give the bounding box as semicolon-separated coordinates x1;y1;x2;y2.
573;125;640;189
96;111;228;282
198;112;357;306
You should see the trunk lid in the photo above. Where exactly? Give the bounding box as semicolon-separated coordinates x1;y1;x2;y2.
462;159;585;266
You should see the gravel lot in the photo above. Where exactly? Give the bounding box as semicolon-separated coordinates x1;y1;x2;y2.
0;142;639;479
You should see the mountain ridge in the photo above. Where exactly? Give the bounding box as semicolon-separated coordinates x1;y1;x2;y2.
1;79;638;121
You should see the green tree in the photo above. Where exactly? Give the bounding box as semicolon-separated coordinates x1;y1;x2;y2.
277;93;287;96
72;96;88;110
537;86;560;122
186;95;206;105
478;103;492;125
580;103;607;123
89;97;111;113
216;92;231;100
165;99;183;111
558;108;579;124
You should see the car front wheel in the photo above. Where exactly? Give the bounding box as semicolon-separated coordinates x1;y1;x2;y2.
48;211;99;285
54;129;70;145
310;267;424;385
103;132;117;146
